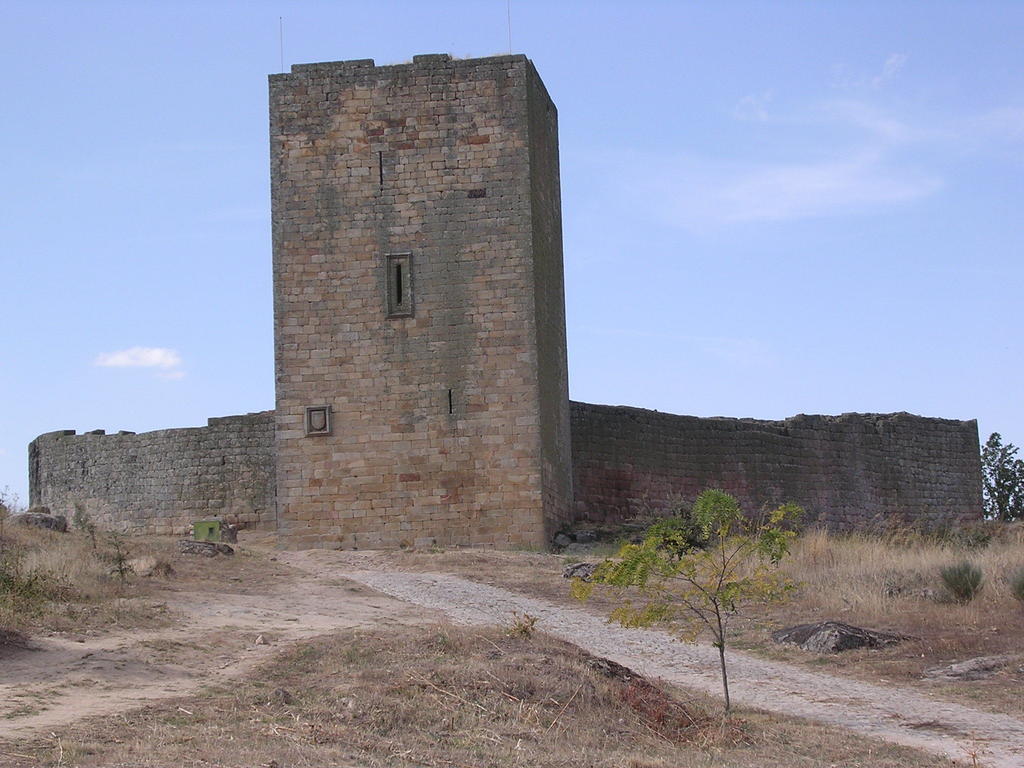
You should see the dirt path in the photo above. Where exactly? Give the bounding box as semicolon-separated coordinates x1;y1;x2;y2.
0;561;431;741
4;547;1023;768
264;551;1023;768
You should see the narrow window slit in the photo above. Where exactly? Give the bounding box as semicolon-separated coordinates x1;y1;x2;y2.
378;151;384;190
448;389;454;414
385;253;413;317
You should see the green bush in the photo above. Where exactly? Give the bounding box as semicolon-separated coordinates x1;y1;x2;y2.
1010;568;1024;605
939;561;984;604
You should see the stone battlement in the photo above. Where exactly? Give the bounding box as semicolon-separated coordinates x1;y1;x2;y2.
29;411;275;535
25;53;984;545
281;53;525;76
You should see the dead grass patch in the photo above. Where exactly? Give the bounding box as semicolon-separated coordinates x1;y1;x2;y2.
351;526;1024;717
0;526;295;640
2;625;947;768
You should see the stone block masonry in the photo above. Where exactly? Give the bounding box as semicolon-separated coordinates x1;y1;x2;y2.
26;53;985;545
570;402;983;530
270;54;572;549
28;412;275;535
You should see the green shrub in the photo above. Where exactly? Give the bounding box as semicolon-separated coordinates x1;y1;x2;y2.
100;533;133;583
939;561;984;603
1010;568;1024;604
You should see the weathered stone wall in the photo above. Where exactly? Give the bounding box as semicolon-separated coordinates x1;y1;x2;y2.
570;402;983;530
270;54;572;549
28;412;275;535
25;53;986;545
526;62;573;535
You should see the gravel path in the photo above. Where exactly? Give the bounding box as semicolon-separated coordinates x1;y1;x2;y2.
345;570;1024;768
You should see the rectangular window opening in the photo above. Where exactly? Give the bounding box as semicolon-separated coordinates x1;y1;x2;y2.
448;388;454;414
385;253;413;317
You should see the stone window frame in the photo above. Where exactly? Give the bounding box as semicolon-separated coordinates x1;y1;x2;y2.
385;252;414;318
304;405;333;437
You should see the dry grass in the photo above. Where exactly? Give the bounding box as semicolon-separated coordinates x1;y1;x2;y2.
350;525;1024;717
782;524;1024;617
0;524;177;637
0;523;302;645
732;524;1024;715
2;625;948;768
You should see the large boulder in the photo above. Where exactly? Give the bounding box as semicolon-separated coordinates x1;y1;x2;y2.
772;620;908;653
12;508;68;533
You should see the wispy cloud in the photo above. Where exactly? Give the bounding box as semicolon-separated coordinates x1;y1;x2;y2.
94;347;185;379
831;53;909;90
704;151;941;223
95;347;182;368
605;149;941;228
596;49;1024;230
872;53;909;89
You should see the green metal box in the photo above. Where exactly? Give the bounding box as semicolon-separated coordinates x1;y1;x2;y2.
193;519;221;542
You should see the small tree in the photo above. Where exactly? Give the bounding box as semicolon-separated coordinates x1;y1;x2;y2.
102;533;133;584
981;433;1024;521
572;489;801;714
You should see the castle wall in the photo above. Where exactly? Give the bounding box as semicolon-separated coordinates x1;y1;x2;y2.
526;62;573;535
28;412;275;535
24;53;986;545
570;402;983;530
270;54;572;549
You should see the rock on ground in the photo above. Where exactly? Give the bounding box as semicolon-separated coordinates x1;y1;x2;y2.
178;539;234;557
562;562;599;581
12;509;68;532
923;655;1013;681
772;620;907;653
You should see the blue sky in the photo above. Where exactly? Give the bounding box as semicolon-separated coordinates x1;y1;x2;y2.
2;1;1022;503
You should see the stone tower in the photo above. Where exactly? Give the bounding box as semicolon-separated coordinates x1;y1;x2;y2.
269;54;572;549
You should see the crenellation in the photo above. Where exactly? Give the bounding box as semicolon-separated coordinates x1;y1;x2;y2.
29;411;276;535
27;53;984;543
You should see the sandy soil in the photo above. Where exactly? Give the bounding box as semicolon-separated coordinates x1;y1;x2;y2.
293;550;1024;768
0;552;433;742
3;545;1022;768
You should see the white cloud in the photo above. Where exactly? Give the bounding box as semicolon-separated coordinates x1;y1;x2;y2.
610;149;941;228
95;346;183;373
832;53;909;90
872;53;909;89
706;151;941;223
